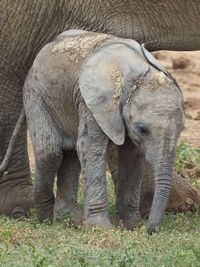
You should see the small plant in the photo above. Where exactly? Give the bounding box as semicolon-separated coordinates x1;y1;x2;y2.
175;141;200;181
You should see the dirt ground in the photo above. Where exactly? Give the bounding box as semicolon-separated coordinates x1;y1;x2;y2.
28;51;200;168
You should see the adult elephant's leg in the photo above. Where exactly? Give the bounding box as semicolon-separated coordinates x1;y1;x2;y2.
0;80;34;218
116;137;144;229
54;150;83;225
0;0;72;218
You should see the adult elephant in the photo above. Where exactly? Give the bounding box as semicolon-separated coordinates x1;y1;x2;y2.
0;0;200;218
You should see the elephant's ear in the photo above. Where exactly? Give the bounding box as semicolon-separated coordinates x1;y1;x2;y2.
141;44;170;77
79;43;149;145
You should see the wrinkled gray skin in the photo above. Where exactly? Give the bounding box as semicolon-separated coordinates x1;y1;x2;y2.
22;30;185;233
0;1;198;219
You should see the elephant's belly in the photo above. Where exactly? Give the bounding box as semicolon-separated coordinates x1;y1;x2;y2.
50;102;79;150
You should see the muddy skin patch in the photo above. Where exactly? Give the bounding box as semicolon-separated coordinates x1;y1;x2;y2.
106;68;122;112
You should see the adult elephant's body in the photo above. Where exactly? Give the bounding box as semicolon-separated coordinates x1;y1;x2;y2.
0;0;200;217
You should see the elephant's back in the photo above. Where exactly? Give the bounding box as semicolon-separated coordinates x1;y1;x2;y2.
29;30;113;93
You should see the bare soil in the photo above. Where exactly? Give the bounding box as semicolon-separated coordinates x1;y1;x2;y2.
28;51;200;168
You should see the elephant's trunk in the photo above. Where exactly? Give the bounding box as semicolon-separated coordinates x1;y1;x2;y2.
146;154;173;234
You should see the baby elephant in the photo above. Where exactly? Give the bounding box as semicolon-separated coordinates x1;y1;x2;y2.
2;30;185;233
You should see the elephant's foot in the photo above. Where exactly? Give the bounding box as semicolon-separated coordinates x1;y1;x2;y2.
122;213;142;230
85;214;112;229
0;180;34;218
36;197;54;223
53;197;83;226
115;212;142;230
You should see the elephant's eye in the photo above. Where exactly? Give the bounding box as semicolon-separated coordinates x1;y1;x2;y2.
136;123;149;136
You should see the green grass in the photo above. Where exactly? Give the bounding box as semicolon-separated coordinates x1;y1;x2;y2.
174;140;200;189
1;212;200;267
1;141;200;267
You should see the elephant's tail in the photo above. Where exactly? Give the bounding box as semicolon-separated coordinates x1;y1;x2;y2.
0;109;26;177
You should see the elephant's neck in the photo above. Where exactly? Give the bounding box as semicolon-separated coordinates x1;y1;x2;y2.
66;0;200;51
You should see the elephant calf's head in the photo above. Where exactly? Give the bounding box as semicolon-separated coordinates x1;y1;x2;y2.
122;69;184;156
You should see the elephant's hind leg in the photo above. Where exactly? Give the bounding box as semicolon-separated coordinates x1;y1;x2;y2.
32;126;63;223
53;150;83;225
34;149;62;223
26;99;63;222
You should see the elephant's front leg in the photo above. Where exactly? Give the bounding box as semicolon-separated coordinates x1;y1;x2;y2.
116;137;145;230
77;108;111;229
